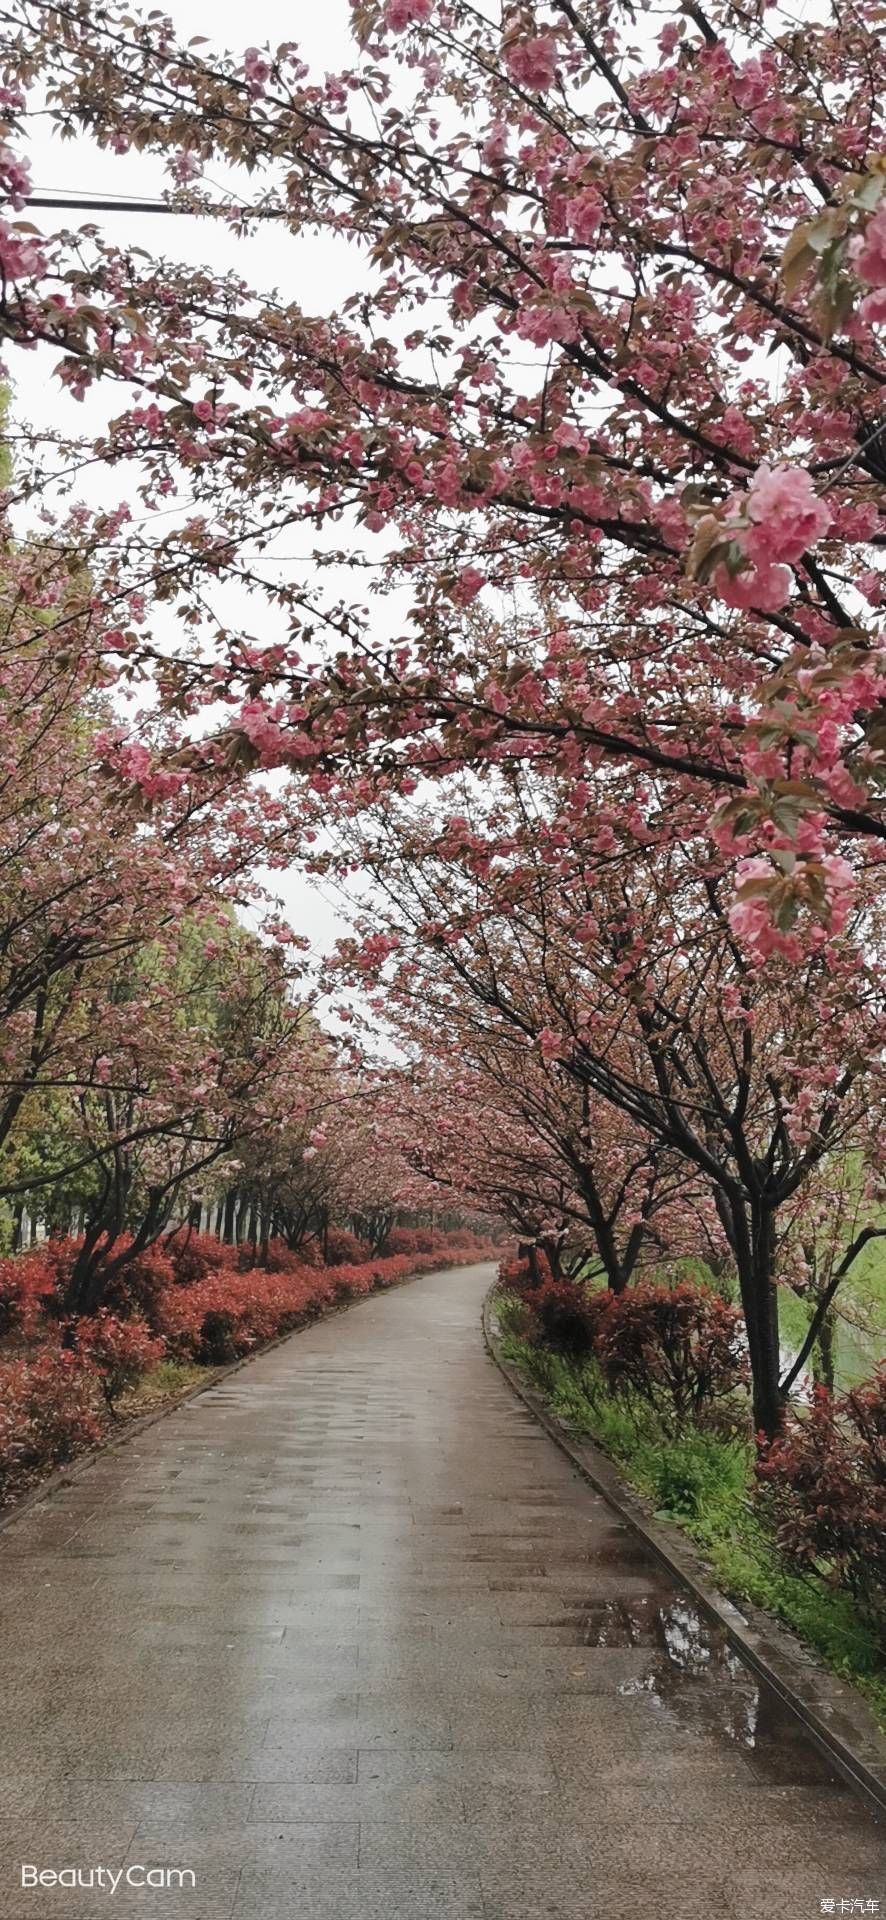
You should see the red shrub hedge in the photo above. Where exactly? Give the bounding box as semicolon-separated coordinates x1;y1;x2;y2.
157;1263;338;1362
261;1238;311;1274
70;1312;165;1409
290;1237;323;1267
155;1251;454;1360
165;1230;238;1287
0;1346;102;1499
28;1237;178;1325
99;1242;176;1325
0;1249;60;1337
530;1280;611;1359
500;1257;748;1423
593;1282;748;1422
756;1371;886;1642
381;1227;445;1257
444;1227;487;1251
498;1250;554;1296
154;1252;458;1362
323;1226;371;1266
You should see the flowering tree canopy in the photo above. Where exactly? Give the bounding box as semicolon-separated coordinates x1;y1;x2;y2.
0;0;883;956
0;3;884;1435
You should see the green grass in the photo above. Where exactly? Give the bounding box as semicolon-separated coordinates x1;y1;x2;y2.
122;1359;208;1408
496;1306;886;1728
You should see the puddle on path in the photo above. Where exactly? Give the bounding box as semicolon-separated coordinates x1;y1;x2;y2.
573;1539;863;1793
615;1595;779;1748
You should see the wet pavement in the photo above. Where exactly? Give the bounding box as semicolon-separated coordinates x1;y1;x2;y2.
0;1260;882;1919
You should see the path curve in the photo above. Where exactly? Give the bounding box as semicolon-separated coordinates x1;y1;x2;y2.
0;1261;881;1919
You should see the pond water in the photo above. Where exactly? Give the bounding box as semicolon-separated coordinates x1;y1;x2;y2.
779;1311;883;1399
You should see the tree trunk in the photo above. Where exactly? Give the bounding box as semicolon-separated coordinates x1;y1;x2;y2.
518;1240;544;1287
63;1223;114;1318
812;1305;836;1393
576;1171;629;1293
731;1196;783;1442
539;1232;565;1281
222;1189;237;1244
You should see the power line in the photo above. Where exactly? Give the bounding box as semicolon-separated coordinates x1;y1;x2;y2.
27;193;282;217
28;193;216;215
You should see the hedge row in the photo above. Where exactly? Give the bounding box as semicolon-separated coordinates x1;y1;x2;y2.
498;1253;749;1421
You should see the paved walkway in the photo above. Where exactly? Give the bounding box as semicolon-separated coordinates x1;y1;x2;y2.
0;1262;881;1919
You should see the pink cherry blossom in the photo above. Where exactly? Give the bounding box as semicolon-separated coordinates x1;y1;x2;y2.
565;188;602;244
505;37;558;92
0;142;31;208
714;559;793;613
168;150;202;186
384;0;432;32
243;46;270;92
743;464;831;567
859;287;886;326
538;1027;565;1063
856;205;886;288
452;565;485;603
0;219;46;282
481;122;508;167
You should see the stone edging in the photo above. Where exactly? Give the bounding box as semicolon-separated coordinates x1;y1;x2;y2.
0;1260;476;1538
482;1286;886;1820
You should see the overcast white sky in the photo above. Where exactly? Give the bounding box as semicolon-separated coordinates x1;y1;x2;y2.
16;0;382;968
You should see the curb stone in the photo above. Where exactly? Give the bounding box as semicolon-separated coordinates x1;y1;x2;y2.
482;1286;886;1821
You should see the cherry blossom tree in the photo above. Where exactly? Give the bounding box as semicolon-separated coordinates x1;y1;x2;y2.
0;0;884;955
0;1;882;1415
227;1060;434;1257
0;491;325;1142
7;899;316;1315
370;961;724;1291
326;769;886;1436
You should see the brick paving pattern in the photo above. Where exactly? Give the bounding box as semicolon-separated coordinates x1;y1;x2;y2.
0;1261;882;1917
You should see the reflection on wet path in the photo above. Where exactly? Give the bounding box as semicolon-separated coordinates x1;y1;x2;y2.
574;1531;869;1781
606;1594;806;1761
